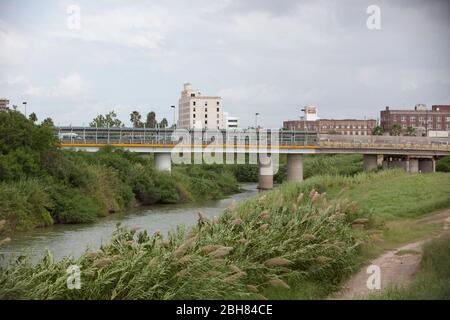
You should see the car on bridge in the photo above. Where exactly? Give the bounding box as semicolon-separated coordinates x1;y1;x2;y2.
57;132;82;141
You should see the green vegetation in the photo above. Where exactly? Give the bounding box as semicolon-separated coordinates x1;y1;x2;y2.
0;174;365;299
368;235;450;300
231;154;363;183
436;156;450;172
0;111;238;233
0;168;449;299
343;172;450;219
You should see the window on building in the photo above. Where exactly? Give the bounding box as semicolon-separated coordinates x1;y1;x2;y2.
191;93;195;97
216;101;220;106
401;116;406;122
217;120;219;124
437;117;441;122
410;116;415;122
205;108;208;112
193;101;196;106
205;102;208;106
205;114;208;118
446;117;450;122
217;107;219;112
193;114;196;118
205;120;208;124
437;124;441;129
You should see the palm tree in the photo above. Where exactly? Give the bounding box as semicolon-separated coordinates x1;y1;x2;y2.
159;118;168;128
130;111;143;128
146;111;157;128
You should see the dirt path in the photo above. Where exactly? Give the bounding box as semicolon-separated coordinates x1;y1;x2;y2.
332;209;450;299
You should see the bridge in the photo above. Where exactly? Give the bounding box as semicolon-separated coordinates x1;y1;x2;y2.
56;127;450;190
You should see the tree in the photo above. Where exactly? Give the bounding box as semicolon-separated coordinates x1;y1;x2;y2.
371;126;384;136
146;111;157;128
90;111;123;128
29;112;38;123
41;117;54;127
159;118;168;129
130;111;143;128
390;124;402;136
405;126;416;136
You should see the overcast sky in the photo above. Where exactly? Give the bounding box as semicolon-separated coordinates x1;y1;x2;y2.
1;0;449;127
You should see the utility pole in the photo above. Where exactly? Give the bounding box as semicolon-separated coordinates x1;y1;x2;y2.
255;112;259;129
22;101;27;117
171;105;176;128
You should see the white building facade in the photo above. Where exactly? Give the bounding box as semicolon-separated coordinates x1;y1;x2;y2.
178;83;227;129
223;112;239;129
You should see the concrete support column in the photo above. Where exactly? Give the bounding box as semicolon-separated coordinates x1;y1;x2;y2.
408;158;419;173
258;154;273;190
363;154;378;172
154;153;172;172
287;154;304;182
419;158;435;173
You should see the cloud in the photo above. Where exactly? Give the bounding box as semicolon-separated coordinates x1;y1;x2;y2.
24;73;89;98
0;24;29;65
57;6;167;50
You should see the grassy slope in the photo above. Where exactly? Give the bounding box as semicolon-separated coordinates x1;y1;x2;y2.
264;171;450;299
0;170;449;299
343;173;450;219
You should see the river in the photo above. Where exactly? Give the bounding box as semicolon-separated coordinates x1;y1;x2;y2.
0;183;258;265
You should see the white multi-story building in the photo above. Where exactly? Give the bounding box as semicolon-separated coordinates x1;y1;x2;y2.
223;112;239;129
178;83;226;129
303;105;318;121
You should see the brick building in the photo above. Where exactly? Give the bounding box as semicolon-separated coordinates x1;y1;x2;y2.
0;99;9;111
283;118;377;135
380;105;450;136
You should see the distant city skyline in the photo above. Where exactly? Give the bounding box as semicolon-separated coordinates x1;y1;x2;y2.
1;0;449;127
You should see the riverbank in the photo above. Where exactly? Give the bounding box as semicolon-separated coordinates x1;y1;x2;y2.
0;110;241;234
0;183;258;264
2;170;448;299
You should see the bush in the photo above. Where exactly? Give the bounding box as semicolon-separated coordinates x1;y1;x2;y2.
0;176;364;299
436;156;450;172
49;185;99;224
0;179;53;231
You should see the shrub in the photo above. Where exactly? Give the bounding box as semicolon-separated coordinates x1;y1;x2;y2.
436;156;450;172
0;179;53;231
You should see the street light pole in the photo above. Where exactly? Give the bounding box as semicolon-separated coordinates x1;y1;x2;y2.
255;112;259;129
171;105;176;128
22;101;27;118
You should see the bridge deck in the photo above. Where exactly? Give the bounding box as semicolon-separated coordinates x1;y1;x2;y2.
56;127;450;156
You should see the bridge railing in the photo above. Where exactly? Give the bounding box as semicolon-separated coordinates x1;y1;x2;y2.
55;127;319;147
54;127;450;152
318;134;450;151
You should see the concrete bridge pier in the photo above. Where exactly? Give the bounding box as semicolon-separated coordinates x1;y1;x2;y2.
287;154;304;182
419;158;435;173
408;157;419;173
258;154;273;190
154;153;172;172
363;154;378;171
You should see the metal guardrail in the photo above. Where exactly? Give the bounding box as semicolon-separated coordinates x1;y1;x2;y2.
54;127;450;152
55;127;318;146
318;134;450;151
